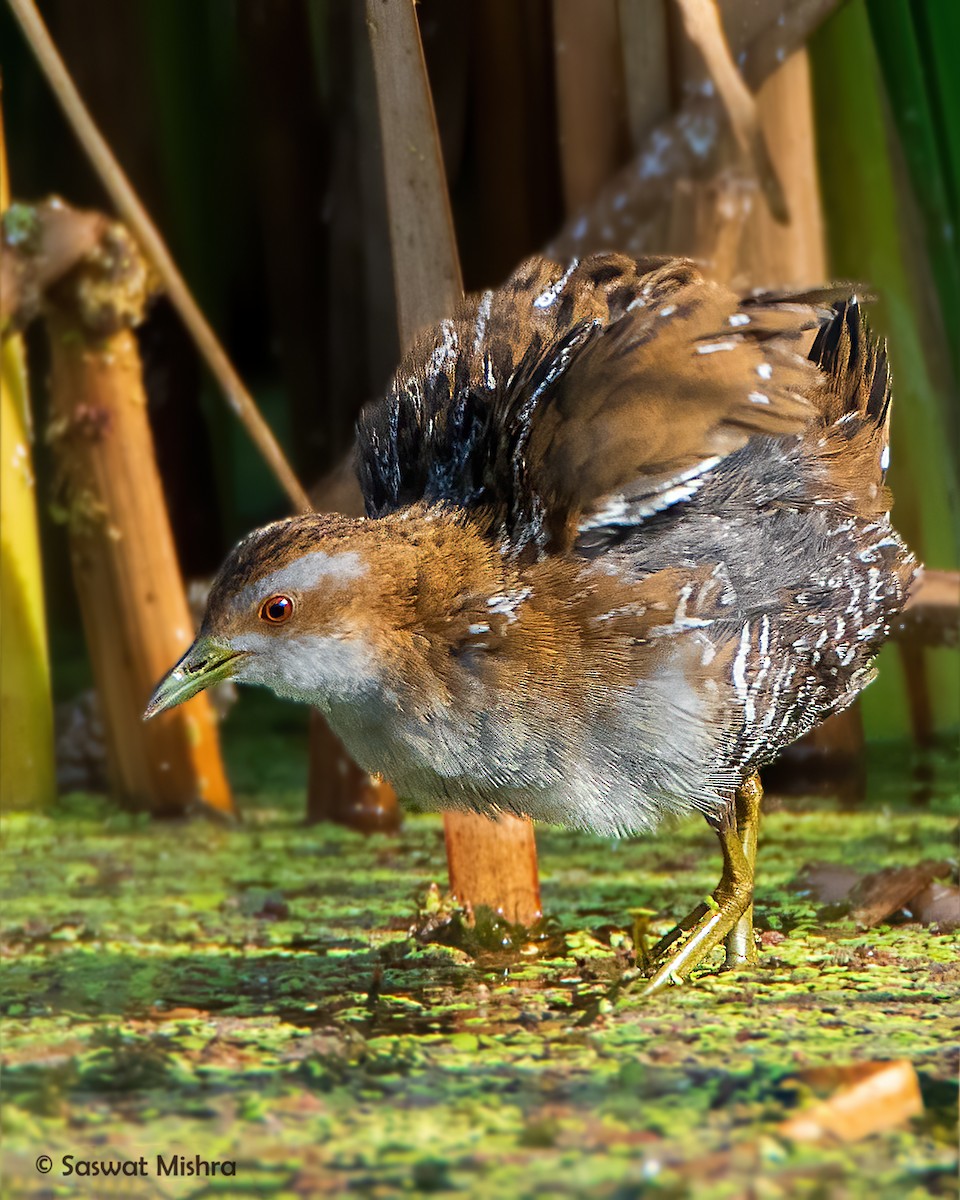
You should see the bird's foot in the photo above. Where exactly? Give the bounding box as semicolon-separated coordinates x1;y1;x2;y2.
641;773;762;995
641;881;753;995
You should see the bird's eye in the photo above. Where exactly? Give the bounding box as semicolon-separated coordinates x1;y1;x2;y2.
259;594;294;624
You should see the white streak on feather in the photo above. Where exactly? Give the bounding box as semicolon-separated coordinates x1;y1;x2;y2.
472;291;493;354
487;588;532;621
237;550;367;609
733;621;751;700
428;320;459;374
533;259;579;308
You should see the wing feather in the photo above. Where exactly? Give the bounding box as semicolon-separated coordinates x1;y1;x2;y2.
356;253;843;556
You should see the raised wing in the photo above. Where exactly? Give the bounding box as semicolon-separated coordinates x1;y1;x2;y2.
356;253;843;556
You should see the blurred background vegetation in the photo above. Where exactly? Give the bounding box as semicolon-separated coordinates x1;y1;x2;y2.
1;0;956;780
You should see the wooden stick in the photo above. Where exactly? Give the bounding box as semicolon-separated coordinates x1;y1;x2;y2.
42;211;233;816
6;0;311;514
895;569;960;648
364;0;462;328
366;0;541;926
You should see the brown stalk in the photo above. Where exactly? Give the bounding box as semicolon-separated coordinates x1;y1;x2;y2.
364;0;462;322
553;0;630;212
7;0;311;514
366;0;541;926
36;205;233;815
1;200;107;334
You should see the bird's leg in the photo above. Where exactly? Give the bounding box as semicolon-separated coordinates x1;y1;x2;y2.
642;787;756;996
723;772;762;967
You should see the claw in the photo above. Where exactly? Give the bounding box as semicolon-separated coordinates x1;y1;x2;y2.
641;773;763;994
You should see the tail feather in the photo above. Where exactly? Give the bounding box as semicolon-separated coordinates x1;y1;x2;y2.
809;297;892;434
808;298;894;510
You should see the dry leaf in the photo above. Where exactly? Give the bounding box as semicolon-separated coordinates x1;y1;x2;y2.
850;861;952;929
908;881;960;930
781;1060;923;1143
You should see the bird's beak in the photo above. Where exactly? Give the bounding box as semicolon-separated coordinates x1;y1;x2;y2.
143;636;247;720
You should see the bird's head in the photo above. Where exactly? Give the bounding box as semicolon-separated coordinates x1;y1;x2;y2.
145;512;398;719
144;507;498;720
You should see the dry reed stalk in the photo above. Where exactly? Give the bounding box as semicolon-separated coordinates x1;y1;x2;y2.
41;212;232;815
366;0;541;926
736;52;826;286
553;0;630;212
0;109;55;811
675;0;788;223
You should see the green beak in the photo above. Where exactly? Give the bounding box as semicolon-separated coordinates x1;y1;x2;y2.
144;637;247;720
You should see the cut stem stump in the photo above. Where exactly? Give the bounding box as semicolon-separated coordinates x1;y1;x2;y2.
366;0;541;926
43;216;233;816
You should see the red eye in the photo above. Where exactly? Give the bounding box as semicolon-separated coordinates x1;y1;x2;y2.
259;594;294;624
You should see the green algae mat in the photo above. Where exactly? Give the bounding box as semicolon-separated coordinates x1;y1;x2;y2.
2;699;958;1198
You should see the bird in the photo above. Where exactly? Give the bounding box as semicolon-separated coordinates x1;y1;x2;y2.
146;252;917;991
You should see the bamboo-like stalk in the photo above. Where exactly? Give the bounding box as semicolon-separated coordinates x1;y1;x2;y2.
40;212;233;816
0;107;55;812
366;0;541;926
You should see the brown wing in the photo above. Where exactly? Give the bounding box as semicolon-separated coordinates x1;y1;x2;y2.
356;253;841;556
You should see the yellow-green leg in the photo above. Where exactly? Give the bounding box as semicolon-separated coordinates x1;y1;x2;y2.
723;773;762;967
643;773;762;995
